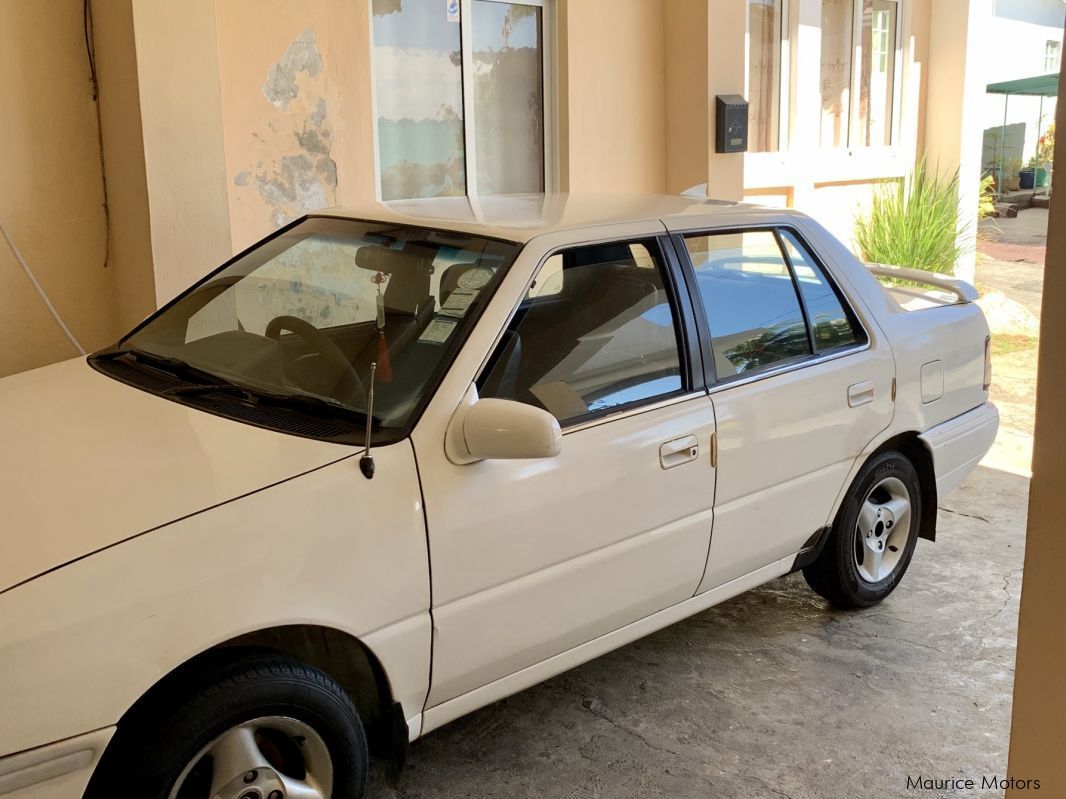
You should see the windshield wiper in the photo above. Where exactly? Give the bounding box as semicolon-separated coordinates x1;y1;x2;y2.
163;383;260;401
98;346;376;427
97;347;232;387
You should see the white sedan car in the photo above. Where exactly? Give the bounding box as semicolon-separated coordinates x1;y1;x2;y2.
0;195;997;799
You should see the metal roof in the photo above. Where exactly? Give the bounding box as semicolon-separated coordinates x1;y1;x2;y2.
986;73;1060;97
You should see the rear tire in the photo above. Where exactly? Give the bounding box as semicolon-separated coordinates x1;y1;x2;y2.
85;649;368;799
803;451;922;609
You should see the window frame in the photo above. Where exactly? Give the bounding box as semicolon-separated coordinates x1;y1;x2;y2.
1045;40;1062;73
745;0;791;153
668;225;870;390
776;227;869;355
369;0;557;201
819;0;905;150
475;235;703;430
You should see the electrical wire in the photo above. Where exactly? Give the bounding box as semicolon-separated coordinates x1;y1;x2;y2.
0;214;86;356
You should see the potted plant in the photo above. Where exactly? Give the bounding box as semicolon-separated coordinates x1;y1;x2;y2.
1005;157;1023;191
1020;156;1037;190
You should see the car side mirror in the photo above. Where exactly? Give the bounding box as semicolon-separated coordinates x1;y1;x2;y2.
447;396;562;464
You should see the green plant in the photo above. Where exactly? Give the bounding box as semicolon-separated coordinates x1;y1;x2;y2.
979;174;997;220
854;158;969;275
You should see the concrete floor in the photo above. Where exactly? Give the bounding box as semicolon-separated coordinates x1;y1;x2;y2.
368;465;1025;799
365;221;1042;799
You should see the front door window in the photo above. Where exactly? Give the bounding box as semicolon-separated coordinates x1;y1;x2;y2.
479;240;685;424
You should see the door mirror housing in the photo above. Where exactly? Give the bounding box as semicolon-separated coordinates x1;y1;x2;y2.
447;396;562;464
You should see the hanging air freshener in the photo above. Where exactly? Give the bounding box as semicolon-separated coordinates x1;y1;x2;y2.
371;270;393;383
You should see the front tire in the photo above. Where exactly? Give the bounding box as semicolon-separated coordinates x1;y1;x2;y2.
85;649;368;799
803;451;922;609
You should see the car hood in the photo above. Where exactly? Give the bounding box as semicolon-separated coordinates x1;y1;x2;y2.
0;358;354;594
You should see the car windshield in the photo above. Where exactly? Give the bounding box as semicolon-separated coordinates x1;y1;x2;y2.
112;217;518;431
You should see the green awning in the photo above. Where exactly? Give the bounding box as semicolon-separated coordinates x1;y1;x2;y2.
986;73;1060;97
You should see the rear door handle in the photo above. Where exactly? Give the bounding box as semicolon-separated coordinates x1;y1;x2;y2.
660;435;699;470
848;381;876;408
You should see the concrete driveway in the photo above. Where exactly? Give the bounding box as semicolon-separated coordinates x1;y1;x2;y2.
367;223;1039;799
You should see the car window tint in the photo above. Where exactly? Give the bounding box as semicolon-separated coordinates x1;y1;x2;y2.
684;230;811;378
480;241;684;424
780;230;862;352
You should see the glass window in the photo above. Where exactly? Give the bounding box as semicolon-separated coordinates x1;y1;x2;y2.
684;230;811;378
780;230;863;352
472;1;545;194
480;241;684;424
371;0;467;200
821;0;899;149
527;253;563;299
1046;40;1062;73
748;0;784;153
820;0;854;148
371;0;547;200
856;0;897;147
116;218;518;431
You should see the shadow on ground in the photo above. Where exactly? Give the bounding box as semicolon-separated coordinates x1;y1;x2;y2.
368;466;1027;799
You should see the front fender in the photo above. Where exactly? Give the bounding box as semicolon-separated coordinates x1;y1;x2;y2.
0;442;430;758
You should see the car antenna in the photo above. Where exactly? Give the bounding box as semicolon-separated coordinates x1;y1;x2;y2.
359;362;377;480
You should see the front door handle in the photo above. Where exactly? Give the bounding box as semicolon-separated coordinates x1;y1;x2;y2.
848;380;876;408
660;435;699;470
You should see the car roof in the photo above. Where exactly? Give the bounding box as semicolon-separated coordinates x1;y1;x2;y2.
317;193;807;244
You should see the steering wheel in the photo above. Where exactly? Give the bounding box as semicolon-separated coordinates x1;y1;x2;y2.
264;315;366;407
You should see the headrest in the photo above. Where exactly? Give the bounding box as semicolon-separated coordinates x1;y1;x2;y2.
439;260;481;302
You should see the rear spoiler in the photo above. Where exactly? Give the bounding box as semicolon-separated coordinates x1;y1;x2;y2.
866;263;979;304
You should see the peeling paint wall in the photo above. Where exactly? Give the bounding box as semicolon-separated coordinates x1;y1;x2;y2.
216;0;377;253
0;1;119;377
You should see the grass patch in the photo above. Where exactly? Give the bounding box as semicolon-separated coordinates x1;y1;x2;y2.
992;334;1039;358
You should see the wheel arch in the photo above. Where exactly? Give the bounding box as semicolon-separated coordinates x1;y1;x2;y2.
870;431;938;541
87;623;406;797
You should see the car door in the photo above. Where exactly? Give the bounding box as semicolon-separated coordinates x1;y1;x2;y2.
412;230;717;708
668;223;895;592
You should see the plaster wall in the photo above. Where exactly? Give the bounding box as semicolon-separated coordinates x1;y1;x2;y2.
132;0;233;305
559;0;669;194
216;0;377;254
0;0;116;377
923;0;993;282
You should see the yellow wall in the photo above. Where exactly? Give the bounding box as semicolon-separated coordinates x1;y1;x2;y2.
132;0;233;306
559;0;668;194
0;0;117;377
91;0;158;333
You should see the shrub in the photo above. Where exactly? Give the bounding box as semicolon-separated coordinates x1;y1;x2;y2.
854;159;968;275
978;174;997;220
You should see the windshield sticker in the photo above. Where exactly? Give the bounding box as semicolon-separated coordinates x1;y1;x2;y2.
440;288;479;318
419;318;458;344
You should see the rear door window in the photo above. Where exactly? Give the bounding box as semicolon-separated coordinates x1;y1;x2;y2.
683;230;811;378
779;230;864;352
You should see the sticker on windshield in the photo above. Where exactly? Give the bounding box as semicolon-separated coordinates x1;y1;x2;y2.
440;288;479;318
419;318;458;344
